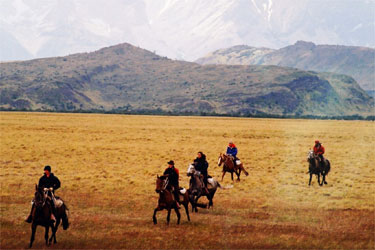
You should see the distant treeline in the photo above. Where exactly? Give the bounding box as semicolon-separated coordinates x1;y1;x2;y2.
1;108;374;121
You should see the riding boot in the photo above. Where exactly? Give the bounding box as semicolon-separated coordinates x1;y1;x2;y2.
25;204;35;223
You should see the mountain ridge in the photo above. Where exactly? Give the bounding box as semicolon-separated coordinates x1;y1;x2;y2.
0;43;373;118
196;41;375;91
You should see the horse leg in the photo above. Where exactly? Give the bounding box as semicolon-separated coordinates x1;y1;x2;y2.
174;206;181;225
189;195;196;213
207;193;213;208
318;174;323;186
45;226;50;246
166;208;171;225
50;218;59;244
184;203;190;221
153;207;162;225
235;169;240;181
309;173;312;186
221;171;226;181
231;172;234;181
323;174;327;185
194;195;201;212
29;223;36;248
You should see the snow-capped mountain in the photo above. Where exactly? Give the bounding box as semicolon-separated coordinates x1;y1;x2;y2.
1;0;374;61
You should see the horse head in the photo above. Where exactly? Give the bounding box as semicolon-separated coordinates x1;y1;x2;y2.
155;175;168;194
218;153;224;166
187;164;196;176
307;149;315;162
33;185;47;209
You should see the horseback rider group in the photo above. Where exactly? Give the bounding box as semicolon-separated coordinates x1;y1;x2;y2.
26;140;327;224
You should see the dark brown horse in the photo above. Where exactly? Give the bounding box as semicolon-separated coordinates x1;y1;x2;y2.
307;150;331;186
218;153;249;181
153;175;190;225
29;185;69;248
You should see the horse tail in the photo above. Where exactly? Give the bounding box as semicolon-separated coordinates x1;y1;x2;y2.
62;203;69;230
325;160;331;175
241;165;249;176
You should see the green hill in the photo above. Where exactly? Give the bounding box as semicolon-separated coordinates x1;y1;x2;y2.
0;43;373;117
196;41;375;91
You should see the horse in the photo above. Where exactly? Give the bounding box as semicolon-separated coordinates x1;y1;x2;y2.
218;153;249;181
29;185;68;248
153;175;190;225
307;150;331;186
187;164;220;212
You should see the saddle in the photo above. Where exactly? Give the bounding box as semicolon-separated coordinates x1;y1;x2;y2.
51;194;64;208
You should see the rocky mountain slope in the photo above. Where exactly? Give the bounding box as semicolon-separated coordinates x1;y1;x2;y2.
196;41;375;91
0;43;373;117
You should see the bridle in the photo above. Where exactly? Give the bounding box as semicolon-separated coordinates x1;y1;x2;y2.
34;188;48;208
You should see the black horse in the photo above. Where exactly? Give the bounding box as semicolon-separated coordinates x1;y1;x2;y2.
29;185;69;248
307;150;331;186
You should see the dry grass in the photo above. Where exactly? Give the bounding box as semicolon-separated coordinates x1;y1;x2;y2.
0;112;374;249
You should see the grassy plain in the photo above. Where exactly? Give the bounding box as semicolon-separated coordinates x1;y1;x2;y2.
0;112;374;249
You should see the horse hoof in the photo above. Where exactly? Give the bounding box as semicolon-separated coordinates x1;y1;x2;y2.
324;181;328;184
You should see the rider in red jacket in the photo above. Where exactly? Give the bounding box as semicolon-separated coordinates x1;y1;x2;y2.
313;140;325;165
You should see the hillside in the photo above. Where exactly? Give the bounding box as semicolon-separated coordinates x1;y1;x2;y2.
196;41;375;91
0;43;373;117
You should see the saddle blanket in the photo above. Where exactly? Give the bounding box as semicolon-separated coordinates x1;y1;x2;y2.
179;188;187;194
207;178;215;186
236;160;241;165
54;198;64;208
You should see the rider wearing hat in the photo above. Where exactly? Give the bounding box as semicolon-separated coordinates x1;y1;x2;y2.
26;165;60;223
163;160;180;207
313;140;325;166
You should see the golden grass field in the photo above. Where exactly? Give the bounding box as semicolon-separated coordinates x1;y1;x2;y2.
0;112;374;249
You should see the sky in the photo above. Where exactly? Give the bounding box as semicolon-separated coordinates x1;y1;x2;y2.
1;0;374;61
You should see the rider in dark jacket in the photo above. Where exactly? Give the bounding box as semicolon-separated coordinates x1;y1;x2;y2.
163;160;180;207
26;165;60;223
194;152;209;187
38;170;61;192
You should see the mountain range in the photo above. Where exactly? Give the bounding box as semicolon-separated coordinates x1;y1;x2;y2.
0;43;373;118
196;41;375;91
1;0;374;62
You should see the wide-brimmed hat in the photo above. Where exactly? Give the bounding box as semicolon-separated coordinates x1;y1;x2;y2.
167;160;175;165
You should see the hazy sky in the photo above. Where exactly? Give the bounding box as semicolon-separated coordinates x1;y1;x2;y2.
1;0;374;61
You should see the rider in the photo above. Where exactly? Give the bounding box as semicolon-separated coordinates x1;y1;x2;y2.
313;140;325;166
193;151;209;188
163;160;180;208
26;165;60;223
226;141;239;167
